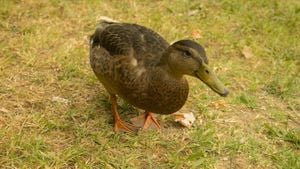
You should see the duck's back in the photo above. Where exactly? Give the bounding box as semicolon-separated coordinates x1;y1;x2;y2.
91;23;169;67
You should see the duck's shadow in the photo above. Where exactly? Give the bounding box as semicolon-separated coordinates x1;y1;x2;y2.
90;91;140;123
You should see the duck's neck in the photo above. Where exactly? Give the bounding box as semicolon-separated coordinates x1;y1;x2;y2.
157;53;184;80
157;61;184;80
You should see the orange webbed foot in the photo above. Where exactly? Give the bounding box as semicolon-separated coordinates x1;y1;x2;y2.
131;112;161;131
114;118;139;133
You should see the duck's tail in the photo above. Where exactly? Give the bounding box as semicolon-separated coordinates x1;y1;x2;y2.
90;16;119;48
96;16;119;29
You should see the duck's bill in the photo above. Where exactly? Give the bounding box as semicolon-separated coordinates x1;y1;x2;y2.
195;64;229;97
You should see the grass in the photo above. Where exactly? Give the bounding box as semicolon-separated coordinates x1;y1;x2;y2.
0;0;299;168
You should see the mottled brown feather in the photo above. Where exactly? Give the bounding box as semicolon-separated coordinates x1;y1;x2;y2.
90;22;190;114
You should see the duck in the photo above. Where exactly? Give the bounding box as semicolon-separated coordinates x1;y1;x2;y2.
90;18;229;132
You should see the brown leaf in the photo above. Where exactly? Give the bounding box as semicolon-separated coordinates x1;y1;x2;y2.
188;9;199;16
0;107;9;113
210;100;228;109
191;29;202;39
242;46;253;59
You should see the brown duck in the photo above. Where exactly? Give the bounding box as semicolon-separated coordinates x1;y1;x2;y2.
90;18;229;132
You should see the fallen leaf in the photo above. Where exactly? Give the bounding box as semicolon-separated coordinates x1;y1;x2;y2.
242;46;253;59
174;112;195;128
188;9;199;16
210;100;228;109
191;29;202;39
0;107;9;113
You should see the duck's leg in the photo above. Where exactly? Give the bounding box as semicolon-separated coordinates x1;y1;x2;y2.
131;111;161;130
110;94;138;132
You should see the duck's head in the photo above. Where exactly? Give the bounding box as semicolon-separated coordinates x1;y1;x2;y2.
166;40;229;97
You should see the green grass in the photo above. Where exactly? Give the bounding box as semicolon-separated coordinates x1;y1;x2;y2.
0;0;299;168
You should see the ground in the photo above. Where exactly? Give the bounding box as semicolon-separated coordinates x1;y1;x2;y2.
0;0;299;168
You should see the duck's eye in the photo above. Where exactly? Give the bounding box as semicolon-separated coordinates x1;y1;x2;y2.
183;51;192;57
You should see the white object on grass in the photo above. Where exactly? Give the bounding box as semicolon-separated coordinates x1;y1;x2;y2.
174;112;196;128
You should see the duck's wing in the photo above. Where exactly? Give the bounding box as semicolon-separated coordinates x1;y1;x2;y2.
90;23;169;67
